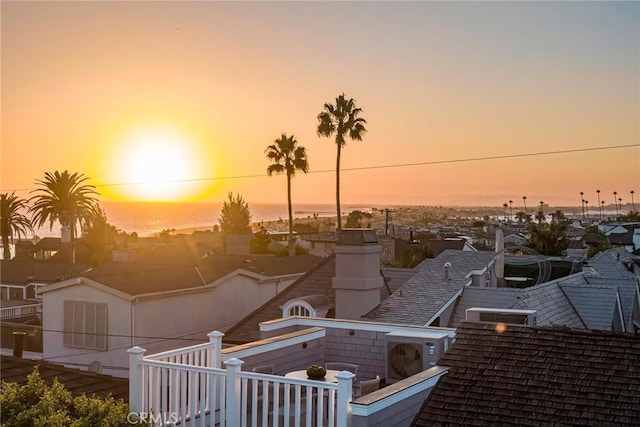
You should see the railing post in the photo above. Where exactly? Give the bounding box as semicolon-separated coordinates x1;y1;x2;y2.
336;371;355;427
207;331;224;368
224;358;244;427
127;346;146;414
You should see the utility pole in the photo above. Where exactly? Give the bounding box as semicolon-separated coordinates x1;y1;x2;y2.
379;208;396;235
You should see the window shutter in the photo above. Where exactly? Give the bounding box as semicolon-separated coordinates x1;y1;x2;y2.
63;301;108;350
63;300;73;346
96;304;107;350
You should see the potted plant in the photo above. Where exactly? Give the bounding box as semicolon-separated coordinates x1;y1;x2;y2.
306;365;327;380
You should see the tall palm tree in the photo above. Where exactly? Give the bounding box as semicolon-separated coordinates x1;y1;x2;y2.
596;189;602;220
522;196;527;214
29;171;99;242
317;93;367;233
1;193;34;260
266;133;309;256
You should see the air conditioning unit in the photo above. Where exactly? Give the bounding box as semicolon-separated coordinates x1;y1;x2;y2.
385;330;450;384
465;308;537;325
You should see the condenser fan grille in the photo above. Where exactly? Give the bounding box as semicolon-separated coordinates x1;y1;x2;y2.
388;343;423;378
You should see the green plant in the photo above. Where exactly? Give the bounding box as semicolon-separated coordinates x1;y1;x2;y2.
0;369;130;426
306;365;326;379
219;192;251;234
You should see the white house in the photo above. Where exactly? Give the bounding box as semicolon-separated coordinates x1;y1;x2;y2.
39;253;321;376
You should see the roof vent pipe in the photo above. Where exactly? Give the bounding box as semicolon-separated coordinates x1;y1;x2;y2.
444;262;451;282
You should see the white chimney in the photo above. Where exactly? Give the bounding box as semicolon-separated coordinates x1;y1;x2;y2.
332;229;384;320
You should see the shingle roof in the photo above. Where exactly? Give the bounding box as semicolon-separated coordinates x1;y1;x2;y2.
224;255;338;343
81;254;322;295
0;260;90;286
412;322;640;426
223;255;416;344
449;287;521;327
364;251;498;326
0;356;129;402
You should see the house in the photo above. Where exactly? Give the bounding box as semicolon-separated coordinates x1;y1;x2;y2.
447;248;639;333
1;259;91;355
604;222;640;252
39;247;322;376
412;322;640;425
119;230;640;427
363;250;500;327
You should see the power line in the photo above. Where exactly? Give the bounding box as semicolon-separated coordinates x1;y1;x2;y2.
2;143;637;193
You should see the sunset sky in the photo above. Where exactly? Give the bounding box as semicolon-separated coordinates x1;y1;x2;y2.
2;1;638;207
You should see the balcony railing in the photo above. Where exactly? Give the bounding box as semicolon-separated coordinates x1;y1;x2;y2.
0;303;41;321
129;330;354;427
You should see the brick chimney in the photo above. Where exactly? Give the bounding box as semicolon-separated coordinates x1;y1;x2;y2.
332;229;384;320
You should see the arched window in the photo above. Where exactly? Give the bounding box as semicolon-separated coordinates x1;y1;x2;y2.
286;303;312;317
281;295;332;318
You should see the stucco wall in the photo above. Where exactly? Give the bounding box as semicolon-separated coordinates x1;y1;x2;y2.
42;284;132;377
42;273;297;376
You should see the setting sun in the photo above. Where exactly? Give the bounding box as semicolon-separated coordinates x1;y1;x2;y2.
105;128;212;202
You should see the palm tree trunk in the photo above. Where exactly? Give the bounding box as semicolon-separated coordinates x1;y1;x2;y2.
287;172;295;257
336;144;342;233
1;233;10;260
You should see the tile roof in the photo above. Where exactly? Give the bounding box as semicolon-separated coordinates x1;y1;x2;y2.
0;356;128;402
413;322;640;426
511;281;586;329
586;277;637;331
223;255;416;344
364;251;498;326
559;284;618;330
80;253;322;295
449;268;632;332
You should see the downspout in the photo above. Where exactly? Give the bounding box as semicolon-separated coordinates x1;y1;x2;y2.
130;297;138;347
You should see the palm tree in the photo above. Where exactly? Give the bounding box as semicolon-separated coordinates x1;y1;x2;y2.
29;171;99;242
526;220;570;256
266;133;309;256
317;93;367;233
522;196;527;215
1;193;33;260
503;203;508;222
509;200;513;221
631;190;636;213
596;189;602;220
613;191;618;216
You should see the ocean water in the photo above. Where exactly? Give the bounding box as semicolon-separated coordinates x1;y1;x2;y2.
34;201;371;238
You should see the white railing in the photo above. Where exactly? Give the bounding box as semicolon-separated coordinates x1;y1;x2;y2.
144;331;224;367
0;303;41;320
129;331;354;427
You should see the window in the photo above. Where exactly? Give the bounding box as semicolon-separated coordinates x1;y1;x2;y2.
286;304;311;317
63;301;108;350
281;295;332;318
